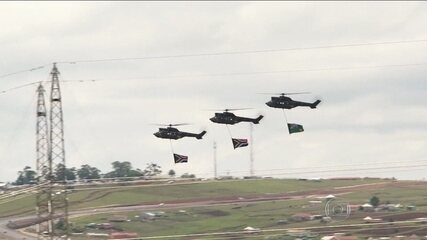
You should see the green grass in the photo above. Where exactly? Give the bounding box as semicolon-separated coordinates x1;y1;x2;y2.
0;178;386;218
72;199;310;236
68;179;427;239
344;185;427;205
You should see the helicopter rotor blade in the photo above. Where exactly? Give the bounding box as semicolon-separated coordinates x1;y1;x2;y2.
150;123;191;127
224;108;253;112
172;123;191;126
203;108;253;112
282;92;311;95
257;92;311;96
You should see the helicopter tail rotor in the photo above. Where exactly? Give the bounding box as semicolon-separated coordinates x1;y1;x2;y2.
310;100;322;109
196;131;207;139
252;115;264;124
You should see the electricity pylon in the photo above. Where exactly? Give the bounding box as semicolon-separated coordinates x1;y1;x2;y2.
36;64;69;239
36;83;53;238
48;63;69;238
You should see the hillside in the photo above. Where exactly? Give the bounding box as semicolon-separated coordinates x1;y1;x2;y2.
0;178;386;218
5;178;427;239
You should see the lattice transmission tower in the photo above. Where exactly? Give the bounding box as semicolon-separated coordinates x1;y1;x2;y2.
36;63;69;239
49;63;69;238
36;83;53;238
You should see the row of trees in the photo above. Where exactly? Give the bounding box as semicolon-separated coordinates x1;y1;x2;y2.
14;162;157;185
14;161;196;185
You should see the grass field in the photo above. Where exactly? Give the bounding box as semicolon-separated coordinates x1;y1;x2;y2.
0;178;387;218
4;178;427;239
67;178;427;239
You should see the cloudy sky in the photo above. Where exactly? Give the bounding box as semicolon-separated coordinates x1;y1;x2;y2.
1;1;426;182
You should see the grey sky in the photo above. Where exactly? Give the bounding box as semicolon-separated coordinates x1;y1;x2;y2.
1;2;426;182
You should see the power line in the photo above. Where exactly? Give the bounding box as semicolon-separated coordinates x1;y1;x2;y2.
62;62;427;82
194;159;427;176
1;61;426;96
1;39;426;79
2;39;427;78
0;65;48;79
56;39;427;64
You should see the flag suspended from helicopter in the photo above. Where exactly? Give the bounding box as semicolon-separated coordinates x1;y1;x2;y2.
168;139;188;164
173;153;188;163
281;109;304;135
287;123;304;134
232;138;249;149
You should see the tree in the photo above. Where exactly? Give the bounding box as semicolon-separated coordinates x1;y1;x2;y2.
143;163;162;177
14;166;36;185
112;161;132;177
104;161;142;178
55;164;76;182
77;164;101;180
181;173;196;178
168;169;176;178
370;196;380;207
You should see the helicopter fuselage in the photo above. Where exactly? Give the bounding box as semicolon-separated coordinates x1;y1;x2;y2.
210;112;263;125
154;127;206;140
266;96;320;109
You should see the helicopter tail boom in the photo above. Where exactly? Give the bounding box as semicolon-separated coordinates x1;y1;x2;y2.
310;100;321;109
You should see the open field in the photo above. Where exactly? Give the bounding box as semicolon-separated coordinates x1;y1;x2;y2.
3;178;427;239
68;179;427;239
0;178;387;217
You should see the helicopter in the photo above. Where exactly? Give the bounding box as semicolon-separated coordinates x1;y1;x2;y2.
209;109;264;125
264;92;321;109
153;124;206;140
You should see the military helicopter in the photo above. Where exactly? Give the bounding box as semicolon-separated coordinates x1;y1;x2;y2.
209;109;264;125
153;124;206;140
264;92;321;109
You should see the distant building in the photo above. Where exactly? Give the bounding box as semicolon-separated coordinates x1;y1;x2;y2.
363;216;382;223
243;226;260;233
0;182;8;193
322;233;358;240
329;177;361;180
139;211;166;221
325;194;336;200
361;203;374;212
139;212;156;221
382;204;401;211
243;176;261;179
407;205;416;211
218;176;234;180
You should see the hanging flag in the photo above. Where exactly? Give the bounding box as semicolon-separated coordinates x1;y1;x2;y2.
232;138;249;149
287;123;304;134
173;154;188;163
